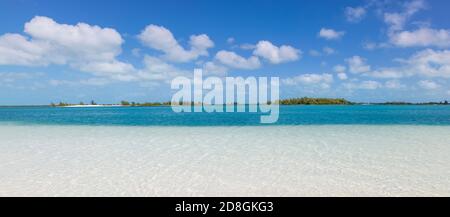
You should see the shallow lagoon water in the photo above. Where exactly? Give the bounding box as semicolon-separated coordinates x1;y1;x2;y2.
1;105;450;126
0;106;450;196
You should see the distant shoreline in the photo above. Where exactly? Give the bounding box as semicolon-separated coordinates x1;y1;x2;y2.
1;104;450;108
1;97;449;107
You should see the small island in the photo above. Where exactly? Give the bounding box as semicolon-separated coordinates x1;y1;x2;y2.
49;97;450;107
278;97;352;105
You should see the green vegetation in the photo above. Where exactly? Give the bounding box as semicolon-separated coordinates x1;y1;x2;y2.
120;101;171;107
374;101;449;105
54;102;71;107
120;100;130;106
278;97;352;105
48;98;450;107
50;100;100;107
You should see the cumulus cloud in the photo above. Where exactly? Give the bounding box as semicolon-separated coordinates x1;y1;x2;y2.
336;48;450;82
253;40;301;64
369;68;406;79
345;56;371;74
389;28;450;48
384;80;406;89
215;50;261;70
240;43;256;50
337;73;348;80
401;49;450;77
318;28;345;40
203;61;228;75
309;50;321;57
0;34;49;66
334;64;348;80
369;49;450;78
138;24;214;62
322;47;336;55
345;6;366;22
78;61;137;81
359;81;382;90
282;73;333;88
309;47;336;57
333;64;346;73
381;0;450;48
384;0;426;32
384;12;408;33
131;48;141;57
137;55;189;81
362;41;391;50
0;16;135;81
418;80;440;90
49;78;113;86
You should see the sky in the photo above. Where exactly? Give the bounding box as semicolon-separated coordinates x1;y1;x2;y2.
1;0;450;105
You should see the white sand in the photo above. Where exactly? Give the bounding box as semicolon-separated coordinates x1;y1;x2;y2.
0;125;449;196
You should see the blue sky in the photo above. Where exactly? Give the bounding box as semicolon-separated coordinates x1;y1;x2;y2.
1;0;450;105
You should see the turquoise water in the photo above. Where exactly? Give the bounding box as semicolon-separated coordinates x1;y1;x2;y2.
1;105;450;126
1;106;450;196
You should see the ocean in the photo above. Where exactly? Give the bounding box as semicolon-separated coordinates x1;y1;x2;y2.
1;105;450;126
1;105;449;196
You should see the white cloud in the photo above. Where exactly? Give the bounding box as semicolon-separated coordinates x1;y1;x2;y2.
346;56;371;74
203;61;228;76
337;73;348;80
310;47;336;56
362;42;379;50
240;43;256;50
227;37;235;44
131;48;141;57
369;68;405;79
389;28;450;48
0;16;135;81
48;79;74;86
385;80;405;89
384;0;426;32
381;0;449;48
404;0;427;16
253;40;301;64
418;80;440;90
334;64;348;80
345;6;366;23
318;28;345;40
384;12;408;32
138;24;214;62
49;78;113;86
215;50;261;70
137;55;188;81
24;16;124;63
309;50;321;57
333;64;346;73
367;49;450;79
282;73;333;89
359;81;382;90
80;78;112;86
322;47;336;55
78;61;137;81
0;34;49;66
404;49;450;77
